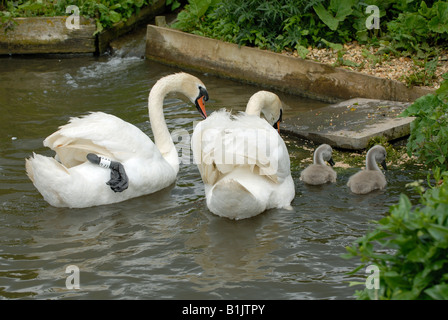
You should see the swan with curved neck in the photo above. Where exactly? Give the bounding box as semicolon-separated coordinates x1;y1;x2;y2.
300;144;337;185
347;145;387;194
192;90;294;220
26;73;208;208
245;90;283;130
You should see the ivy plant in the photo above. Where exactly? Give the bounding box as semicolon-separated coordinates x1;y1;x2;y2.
344;176;448;300
400;73;448;171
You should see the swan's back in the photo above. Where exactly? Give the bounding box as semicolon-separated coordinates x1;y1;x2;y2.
347;170;386;194
44;112;157;168
192;108;294;219
300;164;336;185
193;109;290;186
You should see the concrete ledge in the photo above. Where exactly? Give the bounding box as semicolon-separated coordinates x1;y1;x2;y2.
145;25;434;103
0;16;96;54
0;0;166;55
282;98;414;150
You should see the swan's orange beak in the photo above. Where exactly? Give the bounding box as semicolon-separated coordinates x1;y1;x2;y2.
197;96;207;119
195;87;208;119
273;109;283;134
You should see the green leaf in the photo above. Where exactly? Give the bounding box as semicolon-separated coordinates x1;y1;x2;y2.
314;4;339;31
108;10;121;24
295;44;309;59
392;289;420;300
189;0;213;18
425;283;448;300
436;80;448;102
313;0;355;31
321;38;343;51
94;19;104;35
407;245;428;262
134;0;145;8
427;224;448;245
428;1;448;34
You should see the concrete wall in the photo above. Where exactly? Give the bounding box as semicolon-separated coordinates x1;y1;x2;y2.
0;17;96;54
146;25;434;103
0;0;166;55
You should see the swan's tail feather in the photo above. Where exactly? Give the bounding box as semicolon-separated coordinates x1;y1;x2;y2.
45;134;113;168
25;154;71;207
207;179;265;220
25;157;34;182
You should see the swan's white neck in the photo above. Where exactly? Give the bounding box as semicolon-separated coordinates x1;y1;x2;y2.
245;91;280;123
148;79;179;172
245;94;264;117
366;149;381;171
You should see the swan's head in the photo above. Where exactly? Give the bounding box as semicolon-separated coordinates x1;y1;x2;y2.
177;73;208;119
368;145;387;170
246;91;283;133
153;72;209;119
195;85;209;119
315;144;335;166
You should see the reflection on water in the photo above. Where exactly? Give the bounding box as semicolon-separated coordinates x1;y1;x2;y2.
0;53;423;300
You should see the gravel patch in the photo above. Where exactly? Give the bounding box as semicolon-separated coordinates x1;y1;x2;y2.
283;41;448;90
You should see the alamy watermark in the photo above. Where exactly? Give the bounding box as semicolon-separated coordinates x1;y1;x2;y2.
174;124;281;175
365;5;380;30
62;4;382;31
365;265;380;290
65;265;80;290
65;5;80;30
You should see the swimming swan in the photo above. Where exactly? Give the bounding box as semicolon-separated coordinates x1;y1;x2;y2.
26;72;208;208
300;144;336;185
347;145;387;194
192;91;295;220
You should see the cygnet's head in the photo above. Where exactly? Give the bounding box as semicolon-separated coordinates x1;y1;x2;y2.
315;144;335;166
368;145;387;170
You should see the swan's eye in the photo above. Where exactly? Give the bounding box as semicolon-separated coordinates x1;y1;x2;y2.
198;86;209;101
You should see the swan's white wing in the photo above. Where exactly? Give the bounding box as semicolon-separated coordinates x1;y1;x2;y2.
192;109;291;185
44;112;156;167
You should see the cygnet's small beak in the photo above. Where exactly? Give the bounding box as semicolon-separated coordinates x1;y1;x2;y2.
381;160;387;171
328;157;335;167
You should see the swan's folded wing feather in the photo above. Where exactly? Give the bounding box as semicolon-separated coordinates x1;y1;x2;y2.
44;112;156;167
192;110;291;185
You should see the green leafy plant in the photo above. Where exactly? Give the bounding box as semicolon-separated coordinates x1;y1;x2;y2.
321;38;360;67
313;0;356;31
385;1;448;58
171;0;447;73
170;0;219;33
344;176;448;300
166;0;181;11
401;55;439;87
400;73;448;171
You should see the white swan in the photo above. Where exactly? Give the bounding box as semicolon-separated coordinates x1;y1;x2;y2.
300;144;337;185
347;145;387;194
26;72;208;208
192;90;295;220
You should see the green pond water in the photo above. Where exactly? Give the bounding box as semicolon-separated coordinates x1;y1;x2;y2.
0;52;423;299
